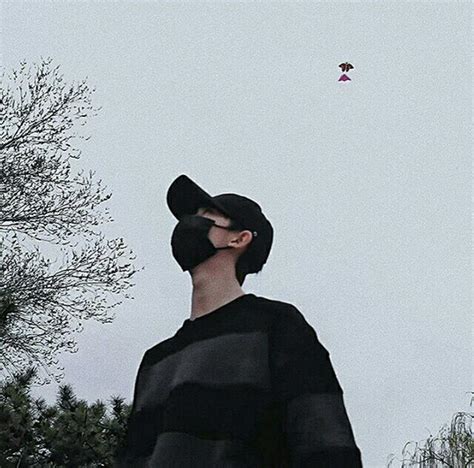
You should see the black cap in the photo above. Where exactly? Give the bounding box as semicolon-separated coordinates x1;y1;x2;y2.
166;174;273;273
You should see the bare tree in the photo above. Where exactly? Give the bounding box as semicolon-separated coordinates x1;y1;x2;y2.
0;57;111;241
0;58;141;385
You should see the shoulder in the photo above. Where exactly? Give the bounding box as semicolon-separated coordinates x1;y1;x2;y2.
142;334;178;366
255;295;329;354
252;294;311;328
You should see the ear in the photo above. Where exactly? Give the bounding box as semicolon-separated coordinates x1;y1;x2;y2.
232;229;254;248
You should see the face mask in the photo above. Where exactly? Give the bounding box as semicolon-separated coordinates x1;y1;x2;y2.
171;214;236;272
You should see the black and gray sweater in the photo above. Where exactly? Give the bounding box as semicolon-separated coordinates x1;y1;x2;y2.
114;293;363;467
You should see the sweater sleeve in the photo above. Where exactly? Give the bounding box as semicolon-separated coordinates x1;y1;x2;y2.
113;351;151;467
270;305;363;468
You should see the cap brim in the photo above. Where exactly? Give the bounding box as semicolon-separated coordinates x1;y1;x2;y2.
166;174;231;220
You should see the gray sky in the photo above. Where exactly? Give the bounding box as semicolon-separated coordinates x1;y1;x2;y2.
1;1;471;466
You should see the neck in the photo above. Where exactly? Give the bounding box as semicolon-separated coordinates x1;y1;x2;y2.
189;265;245;321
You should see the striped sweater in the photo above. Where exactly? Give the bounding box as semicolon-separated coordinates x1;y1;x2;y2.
114;293;363;467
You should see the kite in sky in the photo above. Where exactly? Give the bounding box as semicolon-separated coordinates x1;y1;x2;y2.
338;62;354;81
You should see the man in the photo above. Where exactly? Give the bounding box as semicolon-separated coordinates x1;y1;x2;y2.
114;174;363;467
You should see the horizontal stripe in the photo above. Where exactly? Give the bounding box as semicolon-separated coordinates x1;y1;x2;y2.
147;431;261;467
285;392;359;450
291;446;363;468
135;331;271;412
124;384;280;460
160;383;272;439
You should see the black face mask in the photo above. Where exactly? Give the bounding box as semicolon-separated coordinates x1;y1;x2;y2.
171;214;236;272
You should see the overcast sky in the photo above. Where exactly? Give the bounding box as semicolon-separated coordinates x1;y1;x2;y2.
1;1;471;466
